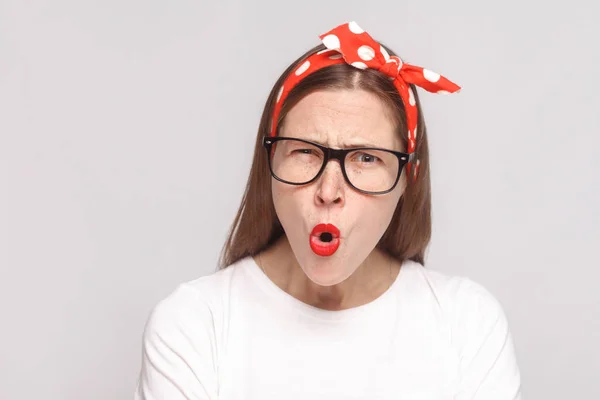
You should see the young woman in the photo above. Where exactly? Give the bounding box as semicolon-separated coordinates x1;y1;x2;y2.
134;21;522;400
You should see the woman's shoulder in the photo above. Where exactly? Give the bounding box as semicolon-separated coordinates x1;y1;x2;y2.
399;261;521;396
178;256;250;298
141;257;253;339
135;260;248;399
399;260;509;325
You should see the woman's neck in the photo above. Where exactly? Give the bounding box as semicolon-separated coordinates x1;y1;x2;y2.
255;236;400;311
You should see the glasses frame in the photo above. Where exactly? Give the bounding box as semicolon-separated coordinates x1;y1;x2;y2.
263;136;416;195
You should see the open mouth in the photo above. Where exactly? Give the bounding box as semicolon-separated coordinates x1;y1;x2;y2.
319;232;334;242
309;223;341;257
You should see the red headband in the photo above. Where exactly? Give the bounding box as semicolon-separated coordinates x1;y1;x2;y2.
270;21;461;179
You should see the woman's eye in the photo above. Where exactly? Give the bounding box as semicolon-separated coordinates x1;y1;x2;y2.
292;149;315;155
355;152;379;163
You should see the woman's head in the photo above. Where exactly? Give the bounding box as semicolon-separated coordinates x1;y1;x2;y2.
218;22;459;273
270;85;412;285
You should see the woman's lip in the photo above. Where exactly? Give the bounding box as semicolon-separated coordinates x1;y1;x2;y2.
310;223;341;238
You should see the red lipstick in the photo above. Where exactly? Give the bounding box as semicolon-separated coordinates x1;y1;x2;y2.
309;223;341;257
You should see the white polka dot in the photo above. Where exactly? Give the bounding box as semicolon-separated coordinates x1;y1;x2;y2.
351;61;368;70
329;53;343;60
276;86;284;103
423;69;440;82
437;90;450;95
414;123;418;139
387;57;402;74
322;34;340;50
408;88;416;106
295;60;310;76
348;21;364;34
380;45;390;61
357;45;375;61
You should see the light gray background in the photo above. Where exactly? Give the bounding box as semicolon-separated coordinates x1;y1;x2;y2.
1;0;598;399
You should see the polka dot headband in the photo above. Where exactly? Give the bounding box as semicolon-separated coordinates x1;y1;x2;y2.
270;21;461;180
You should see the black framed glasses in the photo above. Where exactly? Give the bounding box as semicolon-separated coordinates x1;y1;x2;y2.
263;136;415;195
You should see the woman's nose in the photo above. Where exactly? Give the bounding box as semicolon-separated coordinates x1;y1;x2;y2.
315;159;345;205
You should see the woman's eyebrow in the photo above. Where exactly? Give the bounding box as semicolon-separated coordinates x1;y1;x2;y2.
288;134;387;149
310;138;380;148
339;140;380;149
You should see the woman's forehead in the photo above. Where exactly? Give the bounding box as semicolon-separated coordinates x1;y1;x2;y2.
280;89;401;150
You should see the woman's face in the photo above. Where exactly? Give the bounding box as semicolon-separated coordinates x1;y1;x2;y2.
272;89;407;286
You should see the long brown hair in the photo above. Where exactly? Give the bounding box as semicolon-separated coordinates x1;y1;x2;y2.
218;42;432;269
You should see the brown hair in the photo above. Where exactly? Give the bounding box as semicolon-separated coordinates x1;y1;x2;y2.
217;42;432;269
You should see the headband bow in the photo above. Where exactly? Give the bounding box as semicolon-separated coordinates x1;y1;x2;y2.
270;21;461;180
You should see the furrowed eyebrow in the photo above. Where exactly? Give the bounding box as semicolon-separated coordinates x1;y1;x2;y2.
285;133;395;150
298;137;381;149
339;141;380;149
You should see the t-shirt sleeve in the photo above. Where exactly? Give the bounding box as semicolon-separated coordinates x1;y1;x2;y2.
134;284;219;400
453;278;523;400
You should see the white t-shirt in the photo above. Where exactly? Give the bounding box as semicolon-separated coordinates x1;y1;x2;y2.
134;256;522;400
